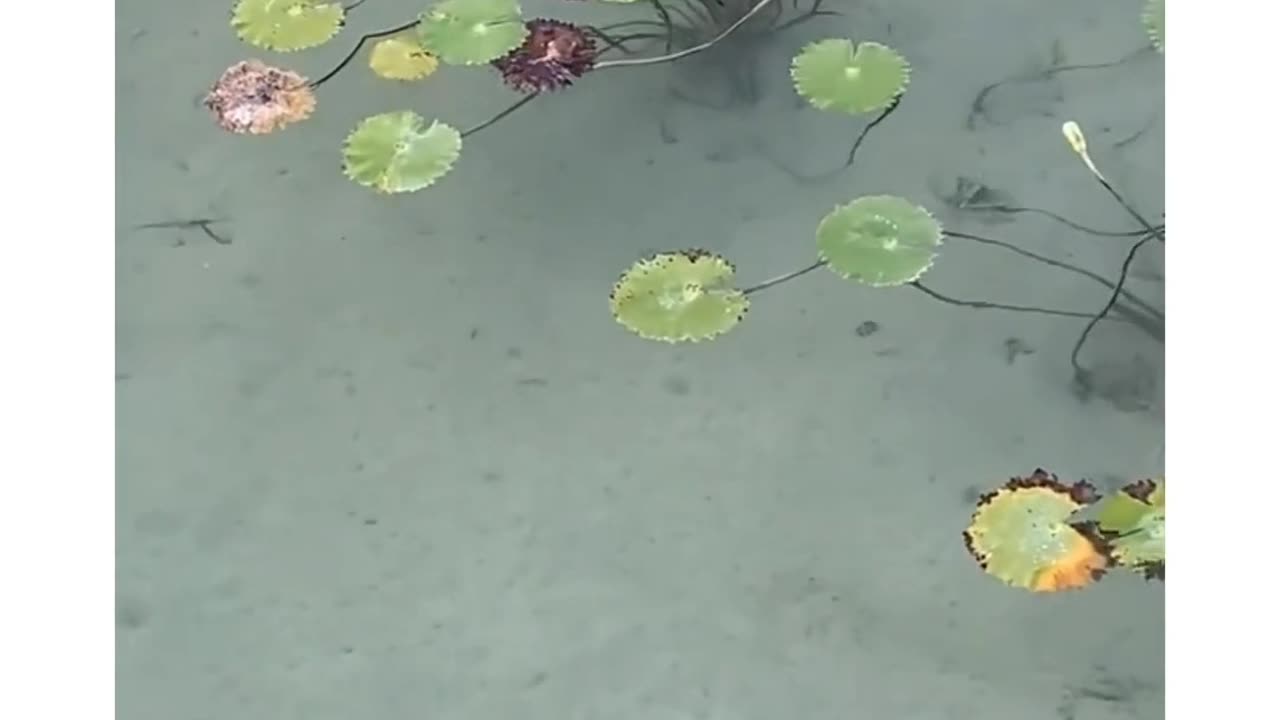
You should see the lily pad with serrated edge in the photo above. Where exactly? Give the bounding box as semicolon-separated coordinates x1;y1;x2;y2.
231;0;346;52
963;469;1111;593
370;36;440;81
1142;0;1164;53
609;250;749;343
816;195;941;287
342;111;462;193
417;0;529;66
791;39;909;115
1096;478;1165;580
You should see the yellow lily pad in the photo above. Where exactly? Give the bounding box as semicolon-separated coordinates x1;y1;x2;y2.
963;469;1111;592
369;36;440;81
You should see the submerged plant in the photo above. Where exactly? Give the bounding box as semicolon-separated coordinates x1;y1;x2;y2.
963;471;1165;592
627;0;839;107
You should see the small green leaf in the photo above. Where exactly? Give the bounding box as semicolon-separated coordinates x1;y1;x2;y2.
791;39;910;114
231;0;346;52
609;250;749;343
1097;479;1165;580
816;195;941;287
417;0;529;65
342;111;462;193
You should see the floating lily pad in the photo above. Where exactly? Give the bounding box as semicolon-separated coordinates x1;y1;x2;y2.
609;250;749;343
791;39;910;114
1142;0;1164;53
342;111;462;193
963;469;1111;592
816;195;942;287
1096;478;1165;580
369;36;440;81
417;0;529;65
230;0;346;52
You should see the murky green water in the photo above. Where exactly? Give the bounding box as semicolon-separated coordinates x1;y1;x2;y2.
117;1;1164;717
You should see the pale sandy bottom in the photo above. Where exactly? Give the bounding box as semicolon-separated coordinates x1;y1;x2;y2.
116;1;1164;718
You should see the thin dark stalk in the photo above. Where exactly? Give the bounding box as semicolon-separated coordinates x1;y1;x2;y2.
586;27;659;56
943;231;1164;321
674;0;715;27
773;9;840;32
959;204;1166;238
647;0;676;53
968;48;1149;130
738;257;1152;330
310;19;421;88
596;20;671;33
1070;234;1156;382
773;0;839;33
659;1;708;33
763;0;784;29
910;282;1136;322
1062;120;1166;396
1090;175;1165;243
461;93;540;139
761;96;903;184
741;260;827;295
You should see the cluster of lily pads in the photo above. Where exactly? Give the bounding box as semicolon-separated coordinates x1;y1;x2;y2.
210;0;843;192
207;1;1164;347
611;0;1165;345
208;1;1167;595
964;470;1165;593
961;2;1165;595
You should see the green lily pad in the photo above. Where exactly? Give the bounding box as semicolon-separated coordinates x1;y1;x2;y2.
791;39;910;115
609;250;749;343
1096;478;1165;580
1142;0;1164;53
816;195;942;287
963;470;1110;592
230;0;346;52
342;111;462;193
417;0;529;65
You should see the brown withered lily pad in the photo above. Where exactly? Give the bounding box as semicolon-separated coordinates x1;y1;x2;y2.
204;59;316;135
